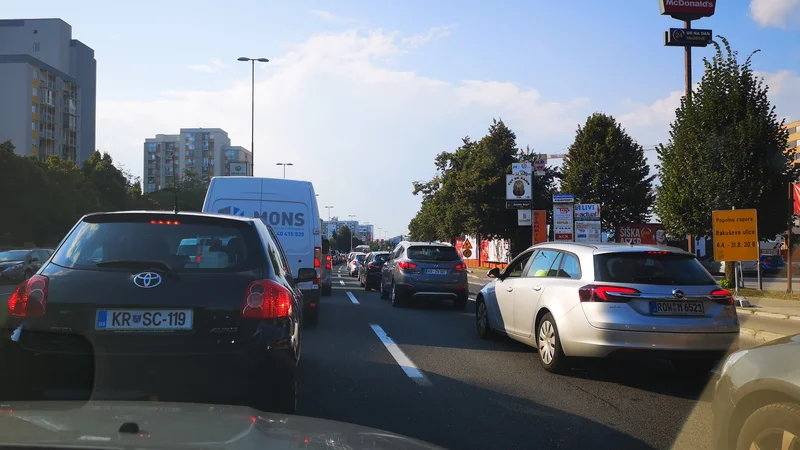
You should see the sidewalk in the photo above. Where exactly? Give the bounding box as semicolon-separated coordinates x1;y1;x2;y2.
467;270;800;341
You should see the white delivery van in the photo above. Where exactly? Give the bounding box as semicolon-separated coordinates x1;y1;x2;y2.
203;177;323;324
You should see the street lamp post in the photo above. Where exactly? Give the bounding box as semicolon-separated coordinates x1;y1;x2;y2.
348;214;356;252
276;162;293;179
325;206;334;221
237;57;269;176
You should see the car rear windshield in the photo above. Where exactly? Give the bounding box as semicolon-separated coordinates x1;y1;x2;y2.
51;216;262;272
594;252;716;286
373;254;390;263
355;254;366;262
407;246;460;261
763;255;784;262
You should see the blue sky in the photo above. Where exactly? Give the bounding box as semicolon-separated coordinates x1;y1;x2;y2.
4;0;800;237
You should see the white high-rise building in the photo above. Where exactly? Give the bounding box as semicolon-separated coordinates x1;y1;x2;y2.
143;128;251;193
0;18;96;165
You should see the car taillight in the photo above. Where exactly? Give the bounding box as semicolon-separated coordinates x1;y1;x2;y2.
326;255;331;261
242;280;292;319
314;247;321;268
368;264;379;269
455;263;467;271
8;275;49;318
578;285;640;303
397;261;417;271
710;288;734;305
326;262;332;269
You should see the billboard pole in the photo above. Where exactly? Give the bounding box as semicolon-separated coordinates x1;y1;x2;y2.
685;19;693;255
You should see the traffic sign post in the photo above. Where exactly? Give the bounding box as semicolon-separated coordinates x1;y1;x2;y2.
712;209;758;296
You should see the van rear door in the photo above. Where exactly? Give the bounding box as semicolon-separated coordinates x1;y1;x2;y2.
258;200;312;277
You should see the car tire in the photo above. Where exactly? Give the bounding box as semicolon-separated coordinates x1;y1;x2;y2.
476;298;492;339
379;282;389;300
736;403;800;450
536;312;568;373
390;282;404;308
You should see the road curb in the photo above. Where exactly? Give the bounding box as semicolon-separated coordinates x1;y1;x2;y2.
737;308;800;322
740;327;786;342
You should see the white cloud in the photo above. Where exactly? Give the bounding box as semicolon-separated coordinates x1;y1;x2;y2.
97;29;592;237
757;70;800;122
310;10;357;24
401;26;453;48
187;58;226;73
749;0;800;28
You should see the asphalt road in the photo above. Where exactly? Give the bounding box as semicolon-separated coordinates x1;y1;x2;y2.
292;265;760;450
1;265;777;449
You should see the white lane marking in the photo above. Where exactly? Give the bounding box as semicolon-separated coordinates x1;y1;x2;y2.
369;324;431;386
339;280;346;286
346;291;360;304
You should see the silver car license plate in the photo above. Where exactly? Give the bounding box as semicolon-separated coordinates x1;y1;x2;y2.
424;269;448;275
649;301;705;316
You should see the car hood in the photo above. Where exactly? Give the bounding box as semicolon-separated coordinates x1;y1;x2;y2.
0;260;24;269
0;401;444;450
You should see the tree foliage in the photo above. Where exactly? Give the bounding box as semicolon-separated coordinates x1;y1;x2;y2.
654;37;796;283
408;119;559;253
0;141;210;247
561;113;656;237
655;37;796;240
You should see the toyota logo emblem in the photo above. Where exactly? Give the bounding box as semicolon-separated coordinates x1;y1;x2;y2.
133;272;162;288
672;289;685;299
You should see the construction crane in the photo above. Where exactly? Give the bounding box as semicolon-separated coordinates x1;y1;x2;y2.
547;146;658;160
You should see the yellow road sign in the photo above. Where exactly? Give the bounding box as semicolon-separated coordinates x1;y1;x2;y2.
712;209;759;262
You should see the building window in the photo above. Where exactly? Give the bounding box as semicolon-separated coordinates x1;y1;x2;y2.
33;42;40;52
32;86;37;97
32;68;39;80
31;121;36;130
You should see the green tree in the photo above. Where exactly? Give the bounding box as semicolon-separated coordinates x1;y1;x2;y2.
337;225;353;253
655;37;797;284
561;113;656;238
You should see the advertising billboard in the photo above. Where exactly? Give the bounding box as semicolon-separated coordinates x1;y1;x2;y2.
575;221;601;243
228;162;248;176
506;174;532;200
665;28;712;47
616;224;667;246
533;210;547;244
553;203;574;241
574;203;601;220
659;0;716;21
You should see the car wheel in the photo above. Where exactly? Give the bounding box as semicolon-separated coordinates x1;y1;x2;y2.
379;281;389;300
736;403;800;450
476;298;492;339
537;312;568;373
391;282;403;308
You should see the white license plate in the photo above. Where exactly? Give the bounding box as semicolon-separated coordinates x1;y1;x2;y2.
425;269;448;275
96;309;193;331
649;301;705;316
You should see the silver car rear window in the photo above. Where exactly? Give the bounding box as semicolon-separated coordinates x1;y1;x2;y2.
594;252;716;286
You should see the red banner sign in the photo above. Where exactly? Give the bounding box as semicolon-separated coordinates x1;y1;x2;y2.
793;183;800;216
659;0;716;20
616;224;667;246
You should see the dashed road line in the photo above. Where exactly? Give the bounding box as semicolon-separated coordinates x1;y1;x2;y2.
346;291;360;304
369;324;431;386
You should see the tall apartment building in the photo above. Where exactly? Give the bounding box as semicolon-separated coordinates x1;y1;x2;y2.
0;19;96;165
143;128;251;193
786;120;800;166
322;218;374;242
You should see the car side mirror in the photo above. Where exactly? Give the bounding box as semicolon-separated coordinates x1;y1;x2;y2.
487;267;501;278
297;268;317;283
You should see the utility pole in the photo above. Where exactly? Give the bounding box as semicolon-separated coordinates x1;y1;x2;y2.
348;214;356;252
325;206;334;221
237;57;269;176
